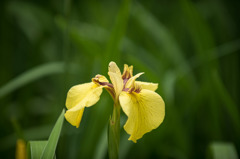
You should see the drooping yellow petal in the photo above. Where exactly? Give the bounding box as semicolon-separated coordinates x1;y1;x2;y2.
119;89;165;143
65;108;84;128
125;72;144;89
66;82;102;109
65;82;103;128
108;62;123;98
135;81;158;91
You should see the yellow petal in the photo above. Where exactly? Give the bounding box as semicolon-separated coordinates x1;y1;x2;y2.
96;74;109;83
125;72;144;89
66;82;102;109
108;62;123;98
135;81;158;91
119;89;165;143
108;61;122;76
64;108;84;128
16;139;26;159
122;64;133;79
65;82;103;127
92;74;109;85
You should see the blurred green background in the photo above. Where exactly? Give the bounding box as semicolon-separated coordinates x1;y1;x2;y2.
0;0;239;158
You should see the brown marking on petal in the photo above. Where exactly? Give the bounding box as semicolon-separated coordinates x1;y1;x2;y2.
134;86;142;93
92;78;114;90
95;75;102;78
122;88;129;92
122;64;133;80
92;75;113;87
92;75;115;99
122;71;131;79
105;87;116;99
123;83;142;93
99;82;114;88
128;87;135;93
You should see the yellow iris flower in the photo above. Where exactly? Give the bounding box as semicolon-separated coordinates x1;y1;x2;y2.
65;61;165;143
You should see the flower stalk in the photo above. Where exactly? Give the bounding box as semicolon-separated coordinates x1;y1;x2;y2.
108;102;121;159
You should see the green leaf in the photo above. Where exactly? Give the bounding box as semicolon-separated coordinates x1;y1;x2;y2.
93;126;108;159
28;141;48;159
132;4;191;75
27;109;65;159
208;142;238;159
41;109;65;159
0;62;64;99
104;0;131;64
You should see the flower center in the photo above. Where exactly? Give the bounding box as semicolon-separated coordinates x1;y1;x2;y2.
122;77;141;94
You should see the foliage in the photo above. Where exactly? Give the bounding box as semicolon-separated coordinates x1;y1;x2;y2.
0;0;239;158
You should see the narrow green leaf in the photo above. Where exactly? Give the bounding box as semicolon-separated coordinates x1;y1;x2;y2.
119;133;133;159
208;142;238;159
104;0;131;64
0;62;64;98
132;4;191;75
28;141;48;159
41;109;65;159
93;126;108;159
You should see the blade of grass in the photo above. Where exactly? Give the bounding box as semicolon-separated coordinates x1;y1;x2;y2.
208;142;238;159
0;62;64;99
180;0;240;135
211;72;240;134
104;0;131;64
41;109;65;159
132;3;192;76
93;126;108;159
28;141;48;159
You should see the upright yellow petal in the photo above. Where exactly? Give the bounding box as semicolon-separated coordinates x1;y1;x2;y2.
125;72;144;89
135;81;158;91
122;64;133;79
65;82;103;128
108;61;122;75
119;89;165;143
108;62;123;99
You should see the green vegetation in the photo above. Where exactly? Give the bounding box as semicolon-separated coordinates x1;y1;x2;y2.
0;0;239;158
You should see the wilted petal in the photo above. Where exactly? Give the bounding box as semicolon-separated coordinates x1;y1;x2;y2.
65;82;103;127
135;81;158;91
119;89;165;143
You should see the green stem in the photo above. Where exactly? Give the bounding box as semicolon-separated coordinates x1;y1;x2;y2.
108;102;121;159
